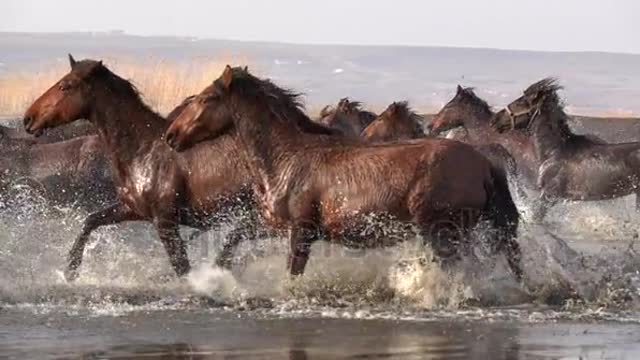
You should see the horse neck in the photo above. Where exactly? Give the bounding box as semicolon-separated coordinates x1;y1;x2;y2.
458;110;496;141
463;105;493;130
529;108;567;161
231;99;305;184
392;118;418;139
89;87;166;164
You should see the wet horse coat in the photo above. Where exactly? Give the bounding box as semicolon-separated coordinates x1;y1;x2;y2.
165;66;523;280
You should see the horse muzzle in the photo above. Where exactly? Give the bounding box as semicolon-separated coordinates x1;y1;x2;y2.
23;117;44;137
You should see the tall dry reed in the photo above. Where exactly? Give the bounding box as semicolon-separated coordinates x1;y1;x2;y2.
0;56;244;116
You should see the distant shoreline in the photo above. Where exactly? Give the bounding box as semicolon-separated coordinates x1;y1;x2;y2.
2;32;639;117
1;31;639;57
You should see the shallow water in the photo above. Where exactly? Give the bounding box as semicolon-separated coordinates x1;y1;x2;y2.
2;181;640;359
2;116;640;358
3;308;640;359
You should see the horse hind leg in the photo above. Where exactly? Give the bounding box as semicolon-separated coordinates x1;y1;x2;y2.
416;209;465;268
484;165;523;282
287;222;319;276
65;202;140;282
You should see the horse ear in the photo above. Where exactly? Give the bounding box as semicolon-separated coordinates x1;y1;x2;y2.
456;85;463;94
68;54;77;69
389;102;397;114
243;66;249;72
221;65;233;89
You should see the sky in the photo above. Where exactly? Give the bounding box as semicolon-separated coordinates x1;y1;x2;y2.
2;0;638;54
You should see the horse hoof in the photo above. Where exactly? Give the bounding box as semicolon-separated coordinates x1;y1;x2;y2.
64;268;79;282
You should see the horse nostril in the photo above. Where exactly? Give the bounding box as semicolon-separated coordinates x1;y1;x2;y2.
165;131;175;146
23;116;32;129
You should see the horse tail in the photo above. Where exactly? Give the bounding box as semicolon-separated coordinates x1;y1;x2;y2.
485;161;523;282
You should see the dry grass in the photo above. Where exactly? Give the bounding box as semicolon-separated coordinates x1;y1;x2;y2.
0;56;246;116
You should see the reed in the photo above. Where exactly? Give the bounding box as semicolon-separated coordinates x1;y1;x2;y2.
0;56;241;116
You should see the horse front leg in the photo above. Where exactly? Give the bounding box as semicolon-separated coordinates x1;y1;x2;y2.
530;191;556;223
65;202;140;282
155;215;191;277
215;215;258;269
287;222;319;276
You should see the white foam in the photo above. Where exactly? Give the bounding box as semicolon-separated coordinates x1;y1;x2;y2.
187;264;239;300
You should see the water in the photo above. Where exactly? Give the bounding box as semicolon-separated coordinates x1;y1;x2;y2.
1;174;640;358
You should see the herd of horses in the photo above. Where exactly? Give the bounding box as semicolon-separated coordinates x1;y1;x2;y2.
4;54;639;284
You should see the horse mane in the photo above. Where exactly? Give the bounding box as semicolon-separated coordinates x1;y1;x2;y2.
75;60;163;122
455;87;492;115
338;98;365;113
524;77;563;101
533;79;603;145
384;101;423;132
221;67;339;136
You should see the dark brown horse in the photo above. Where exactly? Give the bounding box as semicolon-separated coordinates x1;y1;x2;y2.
429;85;539;187
164;66;523;281
361;101;425;142
0;135;115;212
317;97;377;137
22;55;262;281
1;119;95;144
491;78;640;218
361;99;519;209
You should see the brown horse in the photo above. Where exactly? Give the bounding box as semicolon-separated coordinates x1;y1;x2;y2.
317;97;377;137
22;55;262;281
0;98;202;214
164;66;523;281
491;78;640;218
361;101;425;142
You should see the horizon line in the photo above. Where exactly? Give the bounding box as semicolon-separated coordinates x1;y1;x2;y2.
1;30;639;57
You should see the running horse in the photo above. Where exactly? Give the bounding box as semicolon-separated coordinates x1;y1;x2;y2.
0;134;115;212
164;66;523;281
23;55;262;280
361;101;425;142
317;97;377;137
490;78;640;218
429;85;539;186
362;99;518;202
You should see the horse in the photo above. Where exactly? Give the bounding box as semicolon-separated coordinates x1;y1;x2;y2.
22;55;263;281
0;135;115;212
428;85;539;188
362;99;519;207
1;119;96;144
317;97;377;137
490;78;640;218
164;65;523;281
361;101;425;142
0;96;204;215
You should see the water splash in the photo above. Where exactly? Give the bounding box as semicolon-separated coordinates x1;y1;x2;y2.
1;184;639;322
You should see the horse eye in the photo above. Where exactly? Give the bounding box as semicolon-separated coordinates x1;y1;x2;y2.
59;82;73;91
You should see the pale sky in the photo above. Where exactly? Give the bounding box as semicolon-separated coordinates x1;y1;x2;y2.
2;0;638;54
